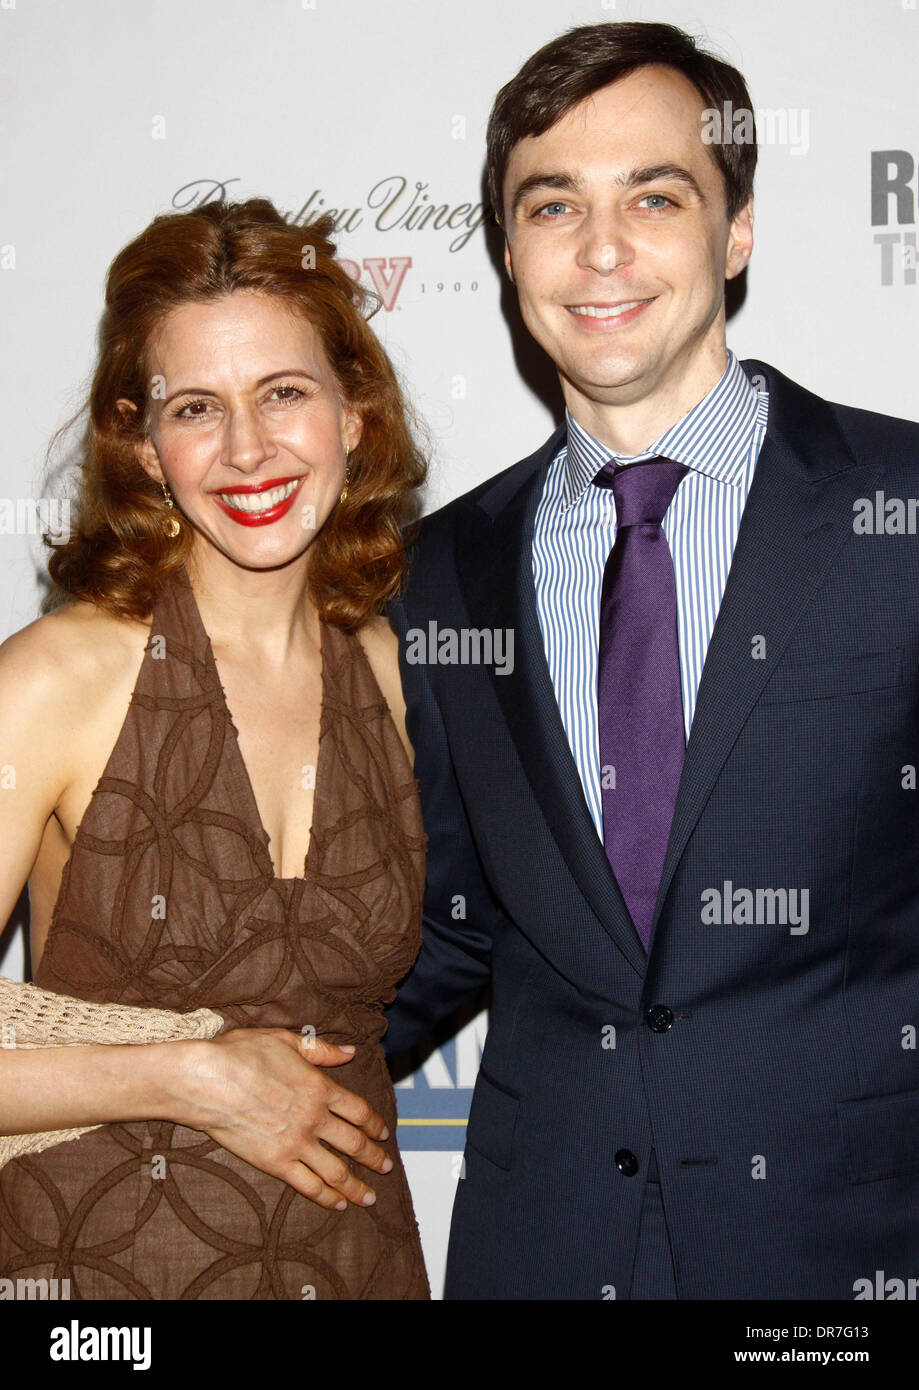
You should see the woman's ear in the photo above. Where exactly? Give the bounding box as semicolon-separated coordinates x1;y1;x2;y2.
115;398;163;484
342;403;364;456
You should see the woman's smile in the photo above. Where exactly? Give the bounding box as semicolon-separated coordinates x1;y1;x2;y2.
211;474;304;525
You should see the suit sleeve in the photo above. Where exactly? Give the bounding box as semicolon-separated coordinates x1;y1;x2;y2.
383;597;503;1056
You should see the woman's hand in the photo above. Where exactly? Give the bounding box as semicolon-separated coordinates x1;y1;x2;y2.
167;1028;393;1209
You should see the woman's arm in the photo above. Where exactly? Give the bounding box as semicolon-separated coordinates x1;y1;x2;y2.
0;1034;199;1134
0;1029;390;1210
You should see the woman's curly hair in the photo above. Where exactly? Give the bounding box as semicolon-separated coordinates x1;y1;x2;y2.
44;197;426;630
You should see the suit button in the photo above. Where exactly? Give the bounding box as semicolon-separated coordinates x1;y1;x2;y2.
615;1149;639;1176
646;1004;675;1032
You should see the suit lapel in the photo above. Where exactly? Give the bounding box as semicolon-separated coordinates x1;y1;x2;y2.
648;360;882;949
456;426;648;977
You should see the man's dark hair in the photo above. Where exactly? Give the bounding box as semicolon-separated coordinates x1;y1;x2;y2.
486;21;757;225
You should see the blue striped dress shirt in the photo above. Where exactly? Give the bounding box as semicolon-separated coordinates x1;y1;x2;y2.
532;350;769;840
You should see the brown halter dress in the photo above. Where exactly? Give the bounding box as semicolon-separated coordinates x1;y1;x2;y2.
0;564;429;1299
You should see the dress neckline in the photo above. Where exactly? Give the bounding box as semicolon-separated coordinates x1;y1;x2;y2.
178;566;327;885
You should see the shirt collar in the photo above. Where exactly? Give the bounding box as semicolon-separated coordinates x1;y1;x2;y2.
561;350;761;509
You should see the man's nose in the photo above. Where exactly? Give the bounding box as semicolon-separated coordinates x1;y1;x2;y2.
576;210;635;276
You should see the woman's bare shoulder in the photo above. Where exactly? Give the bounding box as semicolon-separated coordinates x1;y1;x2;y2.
0;600;153;863
0;600;151;722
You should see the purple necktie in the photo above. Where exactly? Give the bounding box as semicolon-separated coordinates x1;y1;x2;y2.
595;457;689;950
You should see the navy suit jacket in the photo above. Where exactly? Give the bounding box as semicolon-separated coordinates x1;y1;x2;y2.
384;359;919;1299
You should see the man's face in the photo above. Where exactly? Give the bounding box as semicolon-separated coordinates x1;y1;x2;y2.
501;64;753;415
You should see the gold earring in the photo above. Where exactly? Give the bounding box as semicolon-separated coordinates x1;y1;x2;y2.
339;451;351;506
160;481;181;538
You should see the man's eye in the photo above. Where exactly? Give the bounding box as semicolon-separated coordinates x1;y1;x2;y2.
534;201;571;218
637;194;675;212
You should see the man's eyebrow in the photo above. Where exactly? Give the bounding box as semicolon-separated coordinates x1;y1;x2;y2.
619;164;706;200
509;163;706;217
509;172;584;217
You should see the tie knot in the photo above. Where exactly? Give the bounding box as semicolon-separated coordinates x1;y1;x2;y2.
594;456;689;527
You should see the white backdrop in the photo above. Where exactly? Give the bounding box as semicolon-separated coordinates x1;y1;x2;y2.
1;0;916;1298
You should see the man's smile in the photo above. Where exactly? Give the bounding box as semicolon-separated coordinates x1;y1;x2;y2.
565;297;656;326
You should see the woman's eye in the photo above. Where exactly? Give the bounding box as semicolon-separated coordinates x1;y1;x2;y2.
170;384;306;420
269;385;305;405
173;398;212;419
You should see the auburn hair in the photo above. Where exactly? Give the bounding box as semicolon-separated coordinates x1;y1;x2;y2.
486;22;757;225
44;198;426;630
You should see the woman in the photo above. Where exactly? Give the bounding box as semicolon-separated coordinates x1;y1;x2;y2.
0;198;429;1299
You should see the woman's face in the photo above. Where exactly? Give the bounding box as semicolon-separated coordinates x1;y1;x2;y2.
131;290;362;572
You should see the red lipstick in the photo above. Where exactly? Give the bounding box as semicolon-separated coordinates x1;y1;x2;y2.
211;475;305;528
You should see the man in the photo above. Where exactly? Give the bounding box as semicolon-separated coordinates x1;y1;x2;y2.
384;21;919;1299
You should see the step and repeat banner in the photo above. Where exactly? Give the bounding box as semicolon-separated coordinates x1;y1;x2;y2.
1;0;916;1297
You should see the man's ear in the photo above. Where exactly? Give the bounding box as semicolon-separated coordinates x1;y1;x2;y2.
115;398;163;484
725;194;754;281
503;237;515;284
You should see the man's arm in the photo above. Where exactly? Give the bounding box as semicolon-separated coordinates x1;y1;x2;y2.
383;597;503;1056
